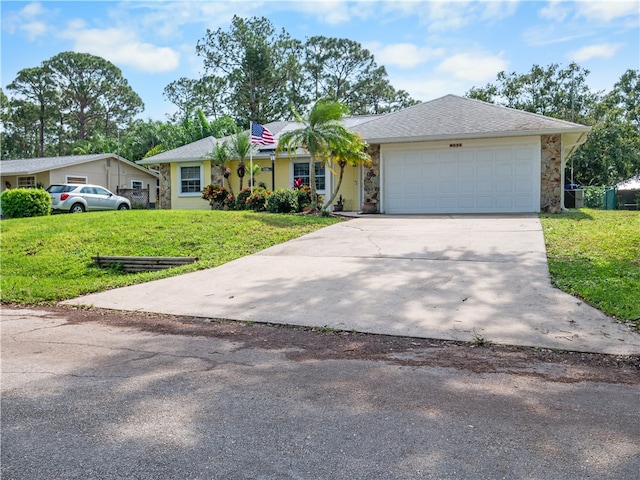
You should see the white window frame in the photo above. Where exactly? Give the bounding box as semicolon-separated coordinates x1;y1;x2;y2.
291;161;326;193
131;180;144;190
17;176;36;188
178;164;204;196
66;175;88;184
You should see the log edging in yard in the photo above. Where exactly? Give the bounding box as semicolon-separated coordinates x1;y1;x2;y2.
92;255;198;273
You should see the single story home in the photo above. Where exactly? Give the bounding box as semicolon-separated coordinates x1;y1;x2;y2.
1;154;160;208
139;94;590;214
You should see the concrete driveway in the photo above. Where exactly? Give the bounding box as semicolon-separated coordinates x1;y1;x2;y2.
64;214;640;355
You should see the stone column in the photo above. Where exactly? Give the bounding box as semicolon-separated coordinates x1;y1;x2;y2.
158;163;172;210
363;144;381;206
540;135;562;213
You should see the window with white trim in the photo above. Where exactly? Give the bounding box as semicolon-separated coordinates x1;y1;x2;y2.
293;162;325;191
131;180;143;189
17;176;36;188
179;165;203;195
66;176;87;184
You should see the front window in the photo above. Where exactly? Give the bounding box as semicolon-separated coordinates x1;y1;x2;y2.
293;162;325;191
17;176;36;188
179;165;202;195
66;176;87;184
131;180;143;190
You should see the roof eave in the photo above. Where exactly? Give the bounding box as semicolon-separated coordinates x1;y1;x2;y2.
364;127;592;145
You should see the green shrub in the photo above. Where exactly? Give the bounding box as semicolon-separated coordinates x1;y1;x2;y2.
246;187;270;212
0;188;51;218
202;184;230;210
266;189;299;213
235;187;252;210
295;186;311;210
583;186;605;209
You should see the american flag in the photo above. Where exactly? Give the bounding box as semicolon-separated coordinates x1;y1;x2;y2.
250;122;276;145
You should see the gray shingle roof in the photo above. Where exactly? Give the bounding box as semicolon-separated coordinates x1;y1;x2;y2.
139;115;383;165
137;136;219;164
1;153;157;176
352;94;590;143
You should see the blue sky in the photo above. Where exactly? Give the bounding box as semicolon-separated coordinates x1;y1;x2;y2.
2;0;638;121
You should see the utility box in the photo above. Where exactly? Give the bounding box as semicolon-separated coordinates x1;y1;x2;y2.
565;188;584;208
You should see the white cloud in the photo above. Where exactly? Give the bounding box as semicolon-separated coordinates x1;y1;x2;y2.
436;52;508;82
568;43;624;62
576;0;639;22
21;2;46;17
59;25;180;73
481;0;520;22
20;21;48;41
425;1;475;31
2;1;51;39
539;0;571;21
365;42;445;69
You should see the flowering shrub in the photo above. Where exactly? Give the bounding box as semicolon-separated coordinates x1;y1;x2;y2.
201;184;230;209
296;186;311;210
235;187;252;210
246;187;270;211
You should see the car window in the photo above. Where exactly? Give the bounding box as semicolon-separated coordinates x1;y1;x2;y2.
80;187;96;194
94;187;110;196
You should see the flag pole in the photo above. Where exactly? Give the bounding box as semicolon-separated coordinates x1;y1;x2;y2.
249;121;254;193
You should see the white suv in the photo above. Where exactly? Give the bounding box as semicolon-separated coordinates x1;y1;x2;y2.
47;184;131;213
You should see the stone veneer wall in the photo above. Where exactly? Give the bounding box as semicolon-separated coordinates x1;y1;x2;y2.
363;144;381;205
540;134;562;213
158;163;171;210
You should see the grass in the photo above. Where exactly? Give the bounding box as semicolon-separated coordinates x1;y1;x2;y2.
539;209;640;327
0;210;340;304
3;208;638;329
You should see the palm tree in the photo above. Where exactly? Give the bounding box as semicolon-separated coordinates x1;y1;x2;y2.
230;131;251;191
206;142;234;197
278;99;364;213
323;132;371;210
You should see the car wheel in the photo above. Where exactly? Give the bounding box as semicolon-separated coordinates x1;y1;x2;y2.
117;204;129;210
70;203;85;213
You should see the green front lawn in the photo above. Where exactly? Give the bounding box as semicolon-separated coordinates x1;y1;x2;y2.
3;208;638;329
540;209;640;327
0;210;339;304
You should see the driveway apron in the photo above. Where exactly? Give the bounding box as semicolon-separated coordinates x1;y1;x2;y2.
64;214;640;355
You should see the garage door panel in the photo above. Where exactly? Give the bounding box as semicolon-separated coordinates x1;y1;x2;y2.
384;141;540;214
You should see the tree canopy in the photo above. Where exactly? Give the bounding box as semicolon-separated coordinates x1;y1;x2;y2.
467;64;639;186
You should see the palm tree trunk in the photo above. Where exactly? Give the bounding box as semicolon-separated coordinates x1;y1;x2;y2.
309;156;319;213
323;161;346;209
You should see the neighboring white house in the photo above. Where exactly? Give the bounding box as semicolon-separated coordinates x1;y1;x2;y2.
1;154;160;208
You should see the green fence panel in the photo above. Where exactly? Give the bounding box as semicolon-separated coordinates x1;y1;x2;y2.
603;187;617;210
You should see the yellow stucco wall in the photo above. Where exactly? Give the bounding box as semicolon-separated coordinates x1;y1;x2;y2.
168;156;363;211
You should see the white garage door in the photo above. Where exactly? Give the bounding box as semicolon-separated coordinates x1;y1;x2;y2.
383;139;540;214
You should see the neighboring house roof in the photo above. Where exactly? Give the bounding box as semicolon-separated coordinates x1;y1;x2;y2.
1;153;158;177
352;94;591;144
617;174;640;190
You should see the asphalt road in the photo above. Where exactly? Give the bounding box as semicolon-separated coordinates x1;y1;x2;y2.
2;307;639;480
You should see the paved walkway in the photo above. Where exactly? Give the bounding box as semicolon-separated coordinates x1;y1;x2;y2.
64;215;640;355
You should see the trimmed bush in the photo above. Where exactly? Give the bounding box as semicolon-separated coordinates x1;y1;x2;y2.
235;187;252;210
246;187;270;212
266;189;299;213
0;188;51;218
